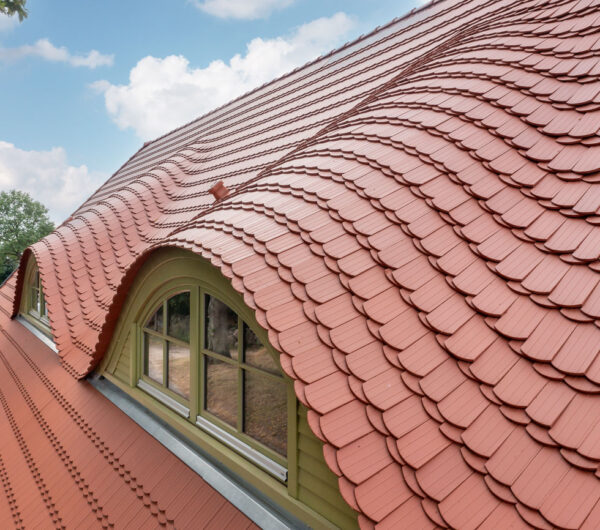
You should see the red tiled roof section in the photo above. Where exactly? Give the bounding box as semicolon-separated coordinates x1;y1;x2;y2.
0;277;257;528
13;0;600;527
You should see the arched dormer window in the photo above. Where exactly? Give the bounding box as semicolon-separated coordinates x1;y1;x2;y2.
100;249;358;529
137;285;288;479
20;256;51;337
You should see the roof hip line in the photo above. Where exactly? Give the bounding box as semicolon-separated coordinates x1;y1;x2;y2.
169;0;498;237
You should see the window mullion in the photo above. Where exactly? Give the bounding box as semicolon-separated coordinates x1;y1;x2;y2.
238;316;243;434
162;301;168;388
189;287;200;421
198;288;205;418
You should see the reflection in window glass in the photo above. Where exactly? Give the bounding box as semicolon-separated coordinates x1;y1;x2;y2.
146;305;164;333
205;356;237;427
244;324;279;374
31;286;39;313
205;295;238;358
244;371;287;456
168;292;190;342
168;342;190;399
145;333;163;384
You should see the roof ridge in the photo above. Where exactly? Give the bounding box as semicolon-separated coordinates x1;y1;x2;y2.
122;0;450;155
170;0;483;236
67;0;450;223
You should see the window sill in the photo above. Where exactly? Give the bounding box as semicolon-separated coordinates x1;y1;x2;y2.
196;415;288;482
138;379;190;418
17;315;57;353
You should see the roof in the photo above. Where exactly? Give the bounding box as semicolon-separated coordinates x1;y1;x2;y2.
0;276;257;528
8;0;600;527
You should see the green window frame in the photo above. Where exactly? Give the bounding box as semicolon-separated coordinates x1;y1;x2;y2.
20;257;52;337
137;284;288;481
100;250;359;529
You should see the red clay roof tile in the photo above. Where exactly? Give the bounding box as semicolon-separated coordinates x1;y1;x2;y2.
10;0;600;526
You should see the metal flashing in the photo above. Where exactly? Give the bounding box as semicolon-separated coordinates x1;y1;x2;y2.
16;315;58;354
91;375;303;530
196;415;288;482
137;379;190;418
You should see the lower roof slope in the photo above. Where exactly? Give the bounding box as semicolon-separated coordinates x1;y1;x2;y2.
12;0;600;527
0;277;257;528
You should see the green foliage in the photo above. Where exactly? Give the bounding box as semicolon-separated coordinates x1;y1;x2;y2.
0;0;28;21
0;190;53;283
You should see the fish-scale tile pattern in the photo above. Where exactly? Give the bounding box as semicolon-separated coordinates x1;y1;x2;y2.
10;0;600;527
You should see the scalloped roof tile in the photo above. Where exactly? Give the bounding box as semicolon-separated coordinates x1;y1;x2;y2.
5;0;600;526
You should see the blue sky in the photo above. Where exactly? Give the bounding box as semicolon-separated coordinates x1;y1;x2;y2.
0;0;422;222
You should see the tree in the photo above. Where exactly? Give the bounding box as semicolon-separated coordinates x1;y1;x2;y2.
0;0;27;21
0;190;53;283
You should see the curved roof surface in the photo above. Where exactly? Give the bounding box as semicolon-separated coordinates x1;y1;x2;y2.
12;0;600;527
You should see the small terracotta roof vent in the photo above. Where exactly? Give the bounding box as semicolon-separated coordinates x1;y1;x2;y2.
209;181;229;201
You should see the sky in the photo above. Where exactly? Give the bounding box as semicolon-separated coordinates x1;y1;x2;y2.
0;0;424;223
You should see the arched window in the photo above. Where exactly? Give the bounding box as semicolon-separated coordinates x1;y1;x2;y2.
20;257;51;337
100;250;358;528
137;285;288;479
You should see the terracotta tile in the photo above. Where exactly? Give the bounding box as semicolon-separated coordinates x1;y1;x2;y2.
479;502;529;530
420;358;465;402
354;463;412;522
438;473;500;529
9;2;600;527
548;266;599;307
396;419;451;469
415;445;472;502
363;288;409;324
320;400;373;448
444;316;497;362
485;427;542;487
397;333;447;377
552;324;600;375
437;380;488;429
376;497;434;529
549;394;600;450
337;431;392;485
304;372;354;415
494;297;546;340
525;381;575;427
512;447;571;510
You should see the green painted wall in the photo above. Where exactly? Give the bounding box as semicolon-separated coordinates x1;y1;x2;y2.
100;248;358;529
297;406;358;529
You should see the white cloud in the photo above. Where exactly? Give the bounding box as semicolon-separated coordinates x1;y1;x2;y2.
0;15;18;32
193;0;294;19
0;141;107;223
92;12;355;140
0;38;113;68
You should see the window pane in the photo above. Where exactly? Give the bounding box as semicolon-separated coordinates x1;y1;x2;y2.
168;341;190;399
244;324;279;374
145;304;164;333
244;371;287;456
205;356;237;427
167;292;190;342
205;295;238;359
144;333;164;384
30;287;39;313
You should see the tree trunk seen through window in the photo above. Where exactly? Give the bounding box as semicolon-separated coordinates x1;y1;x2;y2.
205;295;238;358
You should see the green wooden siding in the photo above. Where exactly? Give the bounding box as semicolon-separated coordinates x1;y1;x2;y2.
112;330;131;384
297;406;358;529
99;248;358;529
